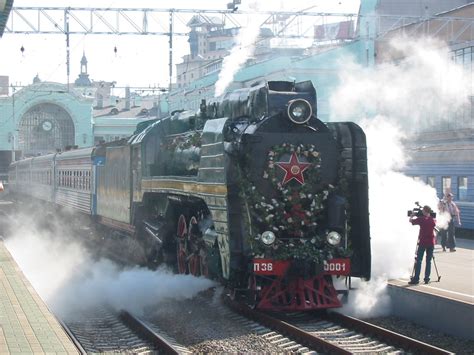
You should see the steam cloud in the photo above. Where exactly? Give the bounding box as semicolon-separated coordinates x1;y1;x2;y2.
214;1;263;97
330;36;469;317
4;210;215;321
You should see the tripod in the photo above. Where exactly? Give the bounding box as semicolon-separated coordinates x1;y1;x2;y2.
411;241;442;283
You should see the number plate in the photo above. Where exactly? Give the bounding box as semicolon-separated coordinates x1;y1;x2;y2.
324;258;351;275
253;259;290;275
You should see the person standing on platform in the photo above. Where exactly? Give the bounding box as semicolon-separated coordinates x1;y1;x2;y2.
409;205;436;285
444;192;461;252
437;199;448;251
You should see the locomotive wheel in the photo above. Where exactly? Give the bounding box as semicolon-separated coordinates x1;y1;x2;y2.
187;216;209;277
188;254;200;276
176;214;188;274
188;249;209;277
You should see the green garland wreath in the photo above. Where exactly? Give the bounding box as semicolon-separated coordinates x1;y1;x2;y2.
161;131;202;151
158;131;203;175
241;143;350;263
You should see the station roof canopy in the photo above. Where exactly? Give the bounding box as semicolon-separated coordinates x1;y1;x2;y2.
0;0;14;37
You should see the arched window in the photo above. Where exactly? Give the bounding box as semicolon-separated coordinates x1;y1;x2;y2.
19;103;75;156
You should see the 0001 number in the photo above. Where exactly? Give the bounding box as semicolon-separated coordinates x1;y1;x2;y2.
323;258;351;275
324;262;346;272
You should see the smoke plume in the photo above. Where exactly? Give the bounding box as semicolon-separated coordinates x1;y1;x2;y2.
330;37;469;317
214;1;263;97
4;209;214;321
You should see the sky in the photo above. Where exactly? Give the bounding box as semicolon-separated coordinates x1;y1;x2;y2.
0;0;360;90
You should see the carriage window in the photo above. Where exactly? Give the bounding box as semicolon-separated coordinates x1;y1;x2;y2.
86;171;91;190
442;176;451;195
458;177;468;201
427;176;435;187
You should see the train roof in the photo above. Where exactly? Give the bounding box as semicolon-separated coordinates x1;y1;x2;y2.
55;146;96;161
128;119;161;145
31;153;55;162
129;110;198;145
406;142;474;163
10;157;33;167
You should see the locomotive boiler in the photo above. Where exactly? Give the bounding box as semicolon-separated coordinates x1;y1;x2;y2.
8;80;370;311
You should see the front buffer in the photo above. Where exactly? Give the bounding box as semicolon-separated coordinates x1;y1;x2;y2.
251;258;350;310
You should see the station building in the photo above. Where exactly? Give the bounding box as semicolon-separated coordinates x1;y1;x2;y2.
0;54;161;181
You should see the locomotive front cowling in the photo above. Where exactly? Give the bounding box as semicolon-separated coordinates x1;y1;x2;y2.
223;81;367;310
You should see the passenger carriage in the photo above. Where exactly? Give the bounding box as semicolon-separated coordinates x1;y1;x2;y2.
54;147;95;214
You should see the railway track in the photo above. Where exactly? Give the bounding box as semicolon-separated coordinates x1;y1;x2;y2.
63;306;190;354
224;294;453;354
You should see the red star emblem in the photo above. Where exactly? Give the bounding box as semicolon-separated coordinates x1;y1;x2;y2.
275;152;311;185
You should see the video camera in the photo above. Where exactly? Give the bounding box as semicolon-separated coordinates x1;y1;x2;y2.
407;202;436;218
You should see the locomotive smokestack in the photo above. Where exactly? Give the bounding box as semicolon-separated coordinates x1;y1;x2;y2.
200;99;207;117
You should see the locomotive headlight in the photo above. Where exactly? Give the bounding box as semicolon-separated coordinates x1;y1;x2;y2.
326;231;342;246
287;99;312;125
261;231;276;245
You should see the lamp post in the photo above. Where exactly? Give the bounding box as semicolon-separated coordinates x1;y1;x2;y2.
10;134;15;162
11;84;16;162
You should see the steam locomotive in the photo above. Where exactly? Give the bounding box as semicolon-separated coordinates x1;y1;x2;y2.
8;80;370;311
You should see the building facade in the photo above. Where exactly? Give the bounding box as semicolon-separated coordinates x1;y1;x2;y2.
0;53;162;181
0;81;94;179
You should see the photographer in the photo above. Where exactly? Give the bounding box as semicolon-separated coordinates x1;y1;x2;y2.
409;205;436;285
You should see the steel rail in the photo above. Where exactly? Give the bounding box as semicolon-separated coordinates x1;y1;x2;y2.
119;310;179;355
324;312;454;355
58;319;87;355
223;295;352;354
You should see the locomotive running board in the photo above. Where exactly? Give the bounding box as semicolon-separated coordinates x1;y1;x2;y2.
97;216;136;234
257;275;342;311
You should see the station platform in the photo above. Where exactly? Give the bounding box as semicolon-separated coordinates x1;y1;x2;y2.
390;238;473;304
0;239;79;354
388;238;474;340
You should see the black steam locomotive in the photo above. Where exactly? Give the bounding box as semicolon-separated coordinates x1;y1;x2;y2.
8;80;370;311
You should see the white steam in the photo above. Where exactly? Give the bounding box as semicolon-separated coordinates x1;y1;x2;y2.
4;213;214;321
214;1;263;97
49;261;214;320
5;221;87;301
331;37;469;130
330;37;469;317
363;117;440;280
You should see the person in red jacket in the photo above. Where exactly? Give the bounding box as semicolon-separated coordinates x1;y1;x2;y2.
409;205;436;285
